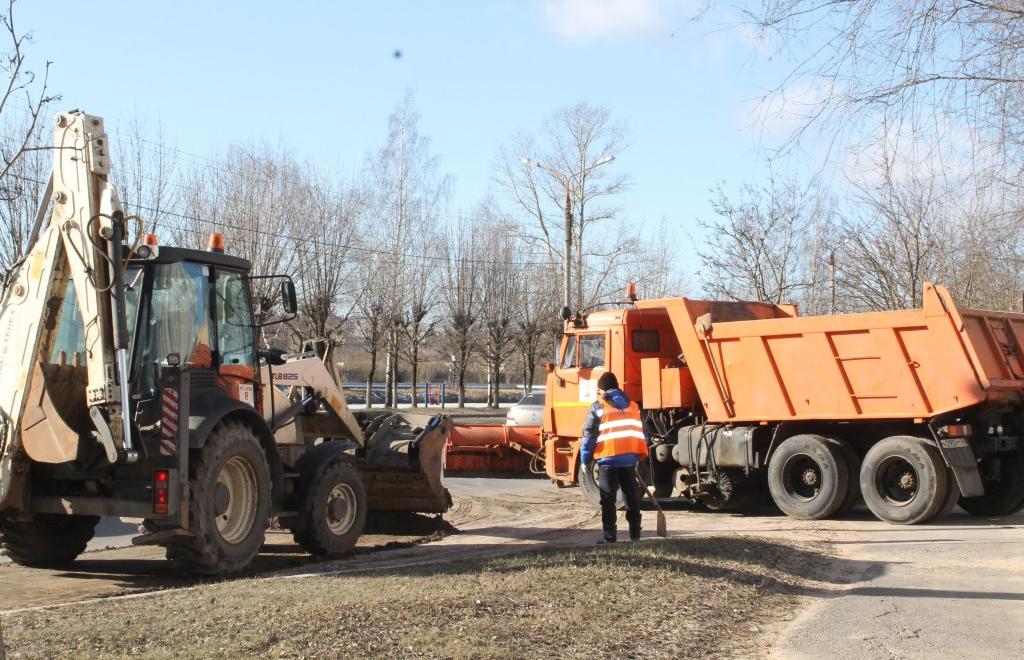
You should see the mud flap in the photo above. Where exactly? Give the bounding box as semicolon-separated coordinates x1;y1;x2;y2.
359;413;452;513
936;437;984;497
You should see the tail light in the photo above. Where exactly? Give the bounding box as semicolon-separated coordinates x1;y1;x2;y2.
939;424;973;438
153;469;170;515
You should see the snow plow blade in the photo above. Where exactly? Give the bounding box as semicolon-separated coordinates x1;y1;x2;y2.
358;412;452;513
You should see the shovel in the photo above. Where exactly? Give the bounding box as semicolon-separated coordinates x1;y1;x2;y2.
636;472;668;538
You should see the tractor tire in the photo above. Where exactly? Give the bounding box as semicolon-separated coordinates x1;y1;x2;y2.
0;514;99;568
959;454;1024;517
291;459;367;557
578;458;625;510
860;435;947;525
704;469;757;512
768;434;849;520
166;420;271;575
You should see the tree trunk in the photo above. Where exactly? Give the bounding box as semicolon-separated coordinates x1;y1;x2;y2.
410;342;419;408
489;354;501;409
365;350;377;409
457;367;466;407
384;350;393;408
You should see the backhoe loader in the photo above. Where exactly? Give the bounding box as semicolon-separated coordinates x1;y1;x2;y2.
0;111;450;574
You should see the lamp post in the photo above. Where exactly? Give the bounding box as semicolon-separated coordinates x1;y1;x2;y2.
521;154;615;310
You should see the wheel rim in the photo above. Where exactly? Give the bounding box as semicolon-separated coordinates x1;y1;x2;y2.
215;455;259;544
875;455;919;507
782;454;823;501
325;483;358;536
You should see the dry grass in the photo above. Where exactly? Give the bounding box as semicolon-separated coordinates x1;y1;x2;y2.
1;536;836;659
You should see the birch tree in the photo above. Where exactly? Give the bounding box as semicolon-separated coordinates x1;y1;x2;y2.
367;92;450;406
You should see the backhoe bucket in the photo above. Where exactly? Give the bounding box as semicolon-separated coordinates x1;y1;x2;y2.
358;412;452;513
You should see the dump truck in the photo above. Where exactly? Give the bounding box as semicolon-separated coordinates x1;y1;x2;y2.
0;111;450;574
541;284;1024;524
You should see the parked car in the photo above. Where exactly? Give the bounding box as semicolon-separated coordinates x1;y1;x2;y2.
506;392;544;427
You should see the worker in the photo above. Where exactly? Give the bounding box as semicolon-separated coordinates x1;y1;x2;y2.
580;371;649;543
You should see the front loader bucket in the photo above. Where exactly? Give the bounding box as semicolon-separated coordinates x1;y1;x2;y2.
358;413;452;513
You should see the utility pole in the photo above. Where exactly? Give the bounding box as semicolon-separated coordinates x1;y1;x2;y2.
521;154;614;312
562;183;572;310
829;249;837;314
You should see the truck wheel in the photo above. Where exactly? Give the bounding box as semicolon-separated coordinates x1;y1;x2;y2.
768;434;849;520
291;459;367;557
860;435;947;525
936;471;961;519
704;470;756;512
167;420;271;574
828;440;862;516
0;514;99;567
958;454;1024;517
577;459;625;510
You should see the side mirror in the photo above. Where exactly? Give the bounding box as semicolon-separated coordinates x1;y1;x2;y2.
281;280;297;315
559;306;572;321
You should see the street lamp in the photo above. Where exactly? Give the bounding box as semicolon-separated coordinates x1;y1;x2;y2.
521;154;615;310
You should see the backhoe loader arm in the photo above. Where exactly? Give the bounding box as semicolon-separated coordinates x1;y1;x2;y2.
0;112;139;506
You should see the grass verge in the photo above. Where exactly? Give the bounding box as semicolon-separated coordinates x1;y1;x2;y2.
1;535;834;658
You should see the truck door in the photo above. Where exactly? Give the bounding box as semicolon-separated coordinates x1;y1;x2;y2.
550;331;607;435
212;268;259;412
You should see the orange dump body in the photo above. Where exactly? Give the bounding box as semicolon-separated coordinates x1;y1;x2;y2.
646;283;1024;423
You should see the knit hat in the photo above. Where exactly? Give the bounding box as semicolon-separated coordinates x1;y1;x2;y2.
597;372;619;391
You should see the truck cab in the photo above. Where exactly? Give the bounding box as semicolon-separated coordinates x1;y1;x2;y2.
542;304;687;484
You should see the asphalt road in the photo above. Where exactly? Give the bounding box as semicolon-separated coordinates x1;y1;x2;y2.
766;508;1024;658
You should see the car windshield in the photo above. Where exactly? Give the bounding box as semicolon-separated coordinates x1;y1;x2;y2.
519;393;544;406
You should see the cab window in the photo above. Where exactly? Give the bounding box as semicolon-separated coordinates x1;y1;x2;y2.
215;269;256;371
631;329;660;353
136;261;212;397
578;334;605;369
560;335;577;369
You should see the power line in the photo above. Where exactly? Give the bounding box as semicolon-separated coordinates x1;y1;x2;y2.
7;171;561;269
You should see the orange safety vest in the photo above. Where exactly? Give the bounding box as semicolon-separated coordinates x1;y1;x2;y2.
594;400;648;460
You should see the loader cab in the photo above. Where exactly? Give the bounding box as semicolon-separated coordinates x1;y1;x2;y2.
125;247;264;424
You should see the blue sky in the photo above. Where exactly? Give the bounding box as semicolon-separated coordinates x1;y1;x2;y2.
22;1;798;245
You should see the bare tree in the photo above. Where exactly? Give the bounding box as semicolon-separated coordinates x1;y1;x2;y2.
0;0;58;280
750;0;1024;179
0;0;55;187
401;253;438;407
111;115;178;233
366;91;450;407
479;218;524;408
514;262;561;395
439;215;483;407
494;102;630;308
355;253;390;408
0;111;45;278
835;153;960;312
177;144;304;330
697;177;833;306
291;170;366;344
